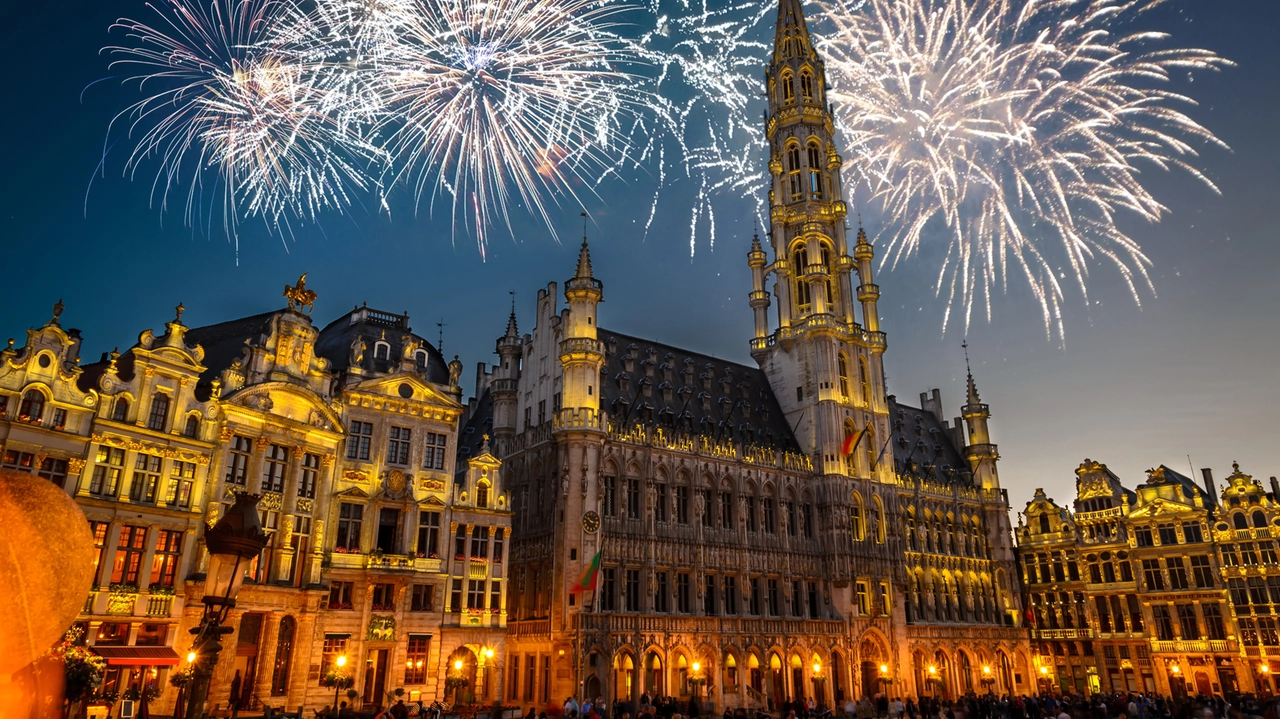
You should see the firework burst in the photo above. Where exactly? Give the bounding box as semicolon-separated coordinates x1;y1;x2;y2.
370;0;644;256
106;0;385;244
815;0;1232;338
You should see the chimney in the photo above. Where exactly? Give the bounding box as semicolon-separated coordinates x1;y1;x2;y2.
1271;476;1280;501
1200;468;1218;507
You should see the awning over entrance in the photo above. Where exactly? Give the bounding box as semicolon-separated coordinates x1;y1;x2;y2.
90;647;182;666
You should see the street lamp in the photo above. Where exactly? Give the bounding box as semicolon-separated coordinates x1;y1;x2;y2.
185;493;267;719
690;662;706;702
981;666;995;694
813;662;825;706
879;664;893;692
926;666;938;697
330;656;350;714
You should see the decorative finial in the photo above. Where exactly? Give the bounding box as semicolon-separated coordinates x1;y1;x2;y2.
51;299;65;325
510;290;517;316
174;302;186;325
962;339;972;379
581;210;588;246
1233;461;1241;473
283;273;317;313
437;319;447;354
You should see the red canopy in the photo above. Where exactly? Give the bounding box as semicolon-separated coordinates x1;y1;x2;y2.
90;647;181;666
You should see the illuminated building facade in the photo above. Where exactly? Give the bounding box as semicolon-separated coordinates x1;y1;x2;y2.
457;0;1031;710
0;290;509;715
1019;460;1280;698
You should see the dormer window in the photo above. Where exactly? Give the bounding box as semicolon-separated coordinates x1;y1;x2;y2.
476;481;490;509
19;390;45;421
374;341;390;360
147;392;170;432
112;397;129;422
415;350;429;373
184;414;200;438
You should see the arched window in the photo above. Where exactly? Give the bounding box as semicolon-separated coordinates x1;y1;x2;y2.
872;496;885;543
1254;511;1268;529
1234;512;1249;530
781;72;795;103
374;341;390;360
837;353;850;399
800;71;814;100
184;414;200;438
415;350;429;373
807;142;823;199
787;145;802;197
793;248;811;311
147;393;169;432
476;481;490;509
850;491;864;540
864;426;876;478
820;243;835;305
270;615;296;696
1039;514;1051;534
859;358;871;406
19;390;45;421
112;397;129;422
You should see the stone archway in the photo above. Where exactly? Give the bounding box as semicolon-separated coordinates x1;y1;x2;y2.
859;637;887;699
614;651;637;704
445;647;478;705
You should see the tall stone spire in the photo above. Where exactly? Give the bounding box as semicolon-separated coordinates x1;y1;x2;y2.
961;341;999;489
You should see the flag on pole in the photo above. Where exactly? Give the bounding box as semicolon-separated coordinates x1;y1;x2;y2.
842;423;868;457
570;549;601;594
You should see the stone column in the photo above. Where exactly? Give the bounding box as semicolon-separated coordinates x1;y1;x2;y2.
99;523;124;587
137;525;163;592
254;612;283;704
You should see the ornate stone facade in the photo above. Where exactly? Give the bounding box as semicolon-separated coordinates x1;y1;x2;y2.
0;291;509;716
454;0;1030;710
1018;460;1280;698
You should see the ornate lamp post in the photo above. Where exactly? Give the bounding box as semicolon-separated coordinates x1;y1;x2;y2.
980;666;995;694
185;493;268;719
812;661;825;706
925;666;938;697
690;661;706;705
1037;666;1051;695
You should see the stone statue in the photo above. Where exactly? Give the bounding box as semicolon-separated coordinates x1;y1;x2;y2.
350;336;366;365
448;355;463;386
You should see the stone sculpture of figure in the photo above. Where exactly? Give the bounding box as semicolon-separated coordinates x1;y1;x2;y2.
694;491;706;521
350;336;366;365
647;483;657;531
448;355;463;386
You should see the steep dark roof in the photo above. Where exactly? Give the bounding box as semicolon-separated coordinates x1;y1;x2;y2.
597;328;800;452
314;308;449;385
183;311;277;384
887;397;973;486
456;389;494;478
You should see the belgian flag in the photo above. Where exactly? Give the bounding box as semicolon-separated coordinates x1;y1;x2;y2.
570;549;601;594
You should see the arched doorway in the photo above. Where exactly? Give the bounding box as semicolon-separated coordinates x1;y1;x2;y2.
270;616;295;696
445;647;478;705
749;654;764;699
998;651;1012;695
790;654;805;702
1195;671;1212;697
860;638;886;699
930;651;950;699
769;654;785;710
585;670;602;704
614;652;636;704
677;654;689;697
646;652;664;697
958;651;972;694
725;653;739;696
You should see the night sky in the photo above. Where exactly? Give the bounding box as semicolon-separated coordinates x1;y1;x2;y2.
3;0;1277;513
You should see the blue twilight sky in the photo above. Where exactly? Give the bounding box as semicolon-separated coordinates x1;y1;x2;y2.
1;0;1278;513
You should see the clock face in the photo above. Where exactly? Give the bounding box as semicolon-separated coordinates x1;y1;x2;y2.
582;510;601;534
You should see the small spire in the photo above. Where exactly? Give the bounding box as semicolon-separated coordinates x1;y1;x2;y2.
51;298;65;326
505;291;519;337
173;302;186;326
437;319;447;354
575;211;594;279
962;340;981;404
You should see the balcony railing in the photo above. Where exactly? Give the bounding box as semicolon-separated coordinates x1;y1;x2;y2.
1151;639;1237;653
574;613;847;637
145;595;173;617
510;619;551;639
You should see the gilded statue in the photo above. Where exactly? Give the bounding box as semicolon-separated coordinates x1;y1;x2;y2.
283;273;317;314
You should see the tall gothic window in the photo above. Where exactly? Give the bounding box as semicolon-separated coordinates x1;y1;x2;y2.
821;243;835;306
800;71;814;100
787;145;802;197
807;142;824;200
838;354;850;399
793;248;811;312
781;72;795;103
859;357;871;405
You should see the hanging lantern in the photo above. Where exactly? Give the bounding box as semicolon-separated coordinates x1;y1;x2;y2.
0;469;96;675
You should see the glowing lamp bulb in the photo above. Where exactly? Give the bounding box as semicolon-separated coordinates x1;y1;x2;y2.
692;662;701;672
455;660;464;670
880;665;889;674
336;655;347;668
188;652;197;663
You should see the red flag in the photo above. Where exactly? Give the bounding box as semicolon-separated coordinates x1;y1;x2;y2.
570;550;601;594
842;425;868;456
